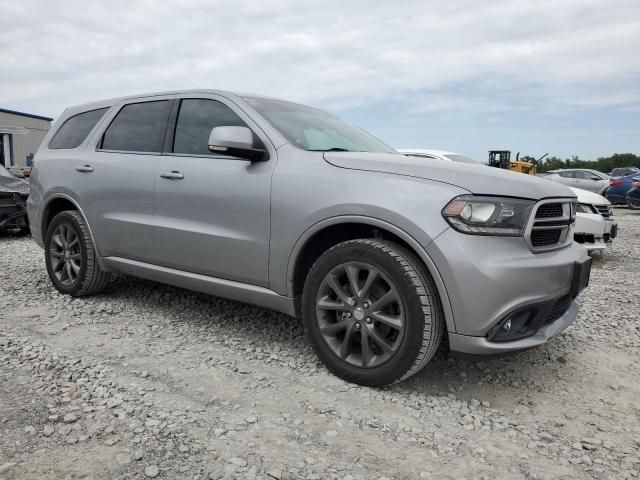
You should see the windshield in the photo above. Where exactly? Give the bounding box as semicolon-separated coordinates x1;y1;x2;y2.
444;154;481;164
611;168;638;177
244;97;396;153
0;164;14;178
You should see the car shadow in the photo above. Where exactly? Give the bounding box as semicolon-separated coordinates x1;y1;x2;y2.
97;274;570;403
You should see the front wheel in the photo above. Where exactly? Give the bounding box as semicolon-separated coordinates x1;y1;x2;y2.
44;210;111;296
302;239;444;386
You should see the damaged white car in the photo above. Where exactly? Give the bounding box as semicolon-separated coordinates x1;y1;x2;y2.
570;187;617;251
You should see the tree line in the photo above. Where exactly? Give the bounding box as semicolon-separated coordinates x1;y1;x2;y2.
523;153;640;174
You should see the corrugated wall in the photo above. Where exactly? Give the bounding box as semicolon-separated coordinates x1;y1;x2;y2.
0;112;51;167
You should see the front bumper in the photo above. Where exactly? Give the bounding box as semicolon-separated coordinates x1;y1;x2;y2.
574;212;607;251
426;228;589;356
449;296;581;357
604;219;617;243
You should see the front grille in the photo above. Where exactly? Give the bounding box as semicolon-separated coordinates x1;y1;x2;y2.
544;295;572;325
527;200;573;251
0;200;18;209
531;229;562;246
0;194;19;209
535;203;563;218
595;205;610;218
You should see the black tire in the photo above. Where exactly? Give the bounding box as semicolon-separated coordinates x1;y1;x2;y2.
302;239;444;386
627;198;640;210
44;210;111;296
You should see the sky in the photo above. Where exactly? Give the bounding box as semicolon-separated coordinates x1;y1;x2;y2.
1;0;639;161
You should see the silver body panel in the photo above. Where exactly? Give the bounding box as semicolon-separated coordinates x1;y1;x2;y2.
28;89;588;357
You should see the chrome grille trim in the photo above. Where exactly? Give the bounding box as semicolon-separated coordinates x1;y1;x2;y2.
524;198;576;253
594;205;610;218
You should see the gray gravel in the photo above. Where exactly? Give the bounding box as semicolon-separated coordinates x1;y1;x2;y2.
1;208;639;479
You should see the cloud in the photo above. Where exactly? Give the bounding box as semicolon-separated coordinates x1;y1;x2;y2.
1;0;639;157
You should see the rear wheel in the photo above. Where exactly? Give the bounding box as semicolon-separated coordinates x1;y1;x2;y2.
302;239;444;386
627;198;640;210
44;211;111;296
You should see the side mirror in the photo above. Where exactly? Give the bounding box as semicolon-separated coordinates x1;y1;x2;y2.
590;176;601;181
208;126;267;161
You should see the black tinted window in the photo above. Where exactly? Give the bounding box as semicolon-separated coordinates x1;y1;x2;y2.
101;101;171;153
173;99;247;155
49;108;109;149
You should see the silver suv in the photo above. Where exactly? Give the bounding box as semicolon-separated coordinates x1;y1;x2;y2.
27;90;591;386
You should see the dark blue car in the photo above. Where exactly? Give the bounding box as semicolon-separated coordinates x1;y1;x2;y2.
606;173;640;204
626;178;640;209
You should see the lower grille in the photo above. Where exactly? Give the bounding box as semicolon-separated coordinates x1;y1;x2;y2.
544;295;572;325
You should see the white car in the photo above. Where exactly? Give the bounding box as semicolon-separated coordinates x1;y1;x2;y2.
570;187;617;251
397;149;483;164
399;149;618;252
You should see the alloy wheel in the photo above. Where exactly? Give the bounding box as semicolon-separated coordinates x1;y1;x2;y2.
49;223;82;286
315;261;405;368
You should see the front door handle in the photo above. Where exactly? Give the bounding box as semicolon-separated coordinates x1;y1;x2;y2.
75;165;94;173
160;171;184;180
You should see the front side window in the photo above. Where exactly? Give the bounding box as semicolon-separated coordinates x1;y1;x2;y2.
49;108;109;149
173;99;247;155
244;97;395;153
101;100;172;153
558;171;575;178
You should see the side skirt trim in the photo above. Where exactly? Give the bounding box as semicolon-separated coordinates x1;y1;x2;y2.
102;256;296;317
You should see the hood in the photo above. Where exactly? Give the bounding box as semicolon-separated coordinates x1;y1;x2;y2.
569;187;609;206
324;152;575;200
0;176;30;196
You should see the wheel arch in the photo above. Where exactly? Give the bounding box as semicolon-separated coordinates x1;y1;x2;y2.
287;216;455;332
42;194;102;258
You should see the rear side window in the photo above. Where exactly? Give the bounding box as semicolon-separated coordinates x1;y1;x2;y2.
173;99;247;155
101;100;172;153
49;108;109;149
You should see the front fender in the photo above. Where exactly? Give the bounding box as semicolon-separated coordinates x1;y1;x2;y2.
283;215;456;334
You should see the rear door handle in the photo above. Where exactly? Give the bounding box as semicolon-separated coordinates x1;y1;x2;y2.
160;171;184;180
75;165;94;173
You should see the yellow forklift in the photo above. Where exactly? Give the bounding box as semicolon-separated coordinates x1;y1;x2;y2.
488;150;547;175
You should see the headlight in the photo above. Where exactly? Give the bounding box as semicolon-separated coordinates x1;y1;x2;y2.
442;195;534;236
576;203;595;214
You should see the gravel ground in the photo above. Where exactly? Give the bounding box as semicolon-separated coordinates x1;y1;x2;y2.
0;208;639;480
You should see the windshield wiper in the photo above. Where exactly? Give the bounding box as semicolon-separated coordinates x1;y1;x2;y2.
309;147;353;152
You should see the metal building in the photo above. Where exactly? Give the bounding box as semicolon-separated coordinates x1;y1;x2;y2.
0;108;53;170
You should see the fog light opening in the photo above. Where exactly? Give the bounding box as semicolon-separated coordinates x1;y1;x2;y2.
489;309;537;342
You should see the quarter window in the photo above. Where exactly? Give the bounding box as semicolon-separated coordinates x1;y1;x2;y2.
49;108;109;149
173;99;247;156
101;101;172;153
